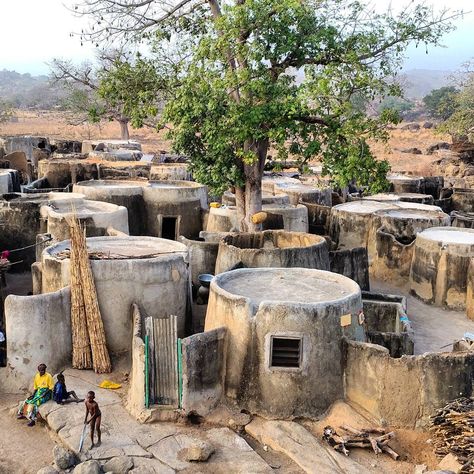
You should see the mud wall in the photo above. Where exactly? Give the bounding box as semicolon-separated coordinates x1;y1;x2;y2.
5;288;71;388
181;328;226;415
215;231;330;274
344;340;474;429
329;247;370;291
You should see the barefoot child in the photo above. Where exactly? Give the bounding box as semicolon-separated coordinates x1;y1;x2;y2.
53;372;83;404
84;391;101;448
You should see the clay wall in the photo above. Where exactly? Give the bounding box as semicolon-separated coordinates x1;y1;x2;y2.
344;340;474;429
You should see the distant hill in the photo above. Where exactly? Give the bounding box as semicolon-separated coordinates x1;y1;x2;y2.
0;69;64;109
398;69;453;99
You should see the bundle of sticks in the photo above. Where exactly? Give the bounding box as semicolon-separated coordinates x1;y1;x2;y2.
430;397;474;473
68;212;111;374
323;425;399;460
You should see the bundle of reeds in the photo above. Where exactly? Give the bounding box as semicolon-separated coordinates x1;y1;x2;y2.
69;218;92;369
68;212;111;373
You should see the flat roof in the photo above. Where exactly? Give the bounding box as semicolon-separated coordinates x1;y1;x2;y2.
419;227;474;246
216;268;359;306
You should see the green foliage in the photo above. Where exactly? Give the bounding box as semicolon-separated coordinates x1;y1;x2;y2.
0;100;13;125
438;76;474;142
378;96;414;116
423;86;458;120
79;0;457;200
97;56;162;128
156;0;454;194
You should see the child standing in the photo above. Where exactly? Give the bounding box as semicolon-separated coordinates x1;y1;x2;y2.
84;391;102;448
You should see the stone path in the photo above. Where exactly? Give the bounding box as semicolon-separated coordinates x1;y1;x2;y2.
38;369;272;473
246;418;366;474
372;279;474;354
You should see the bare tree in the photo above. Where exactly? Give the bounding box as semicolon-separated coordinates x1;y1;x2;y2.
50;52;132;139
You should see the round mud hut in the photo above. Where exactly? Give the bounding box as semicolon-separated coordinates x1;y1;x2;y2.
73;180;146;235
409;227;474;310
42;199;129;241
39;236;189;353
370;208;451;282
205;267;364;418
215;230;329;274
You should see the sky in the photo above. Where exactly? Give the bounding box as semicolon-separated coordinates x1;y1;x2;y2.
0;0;472;76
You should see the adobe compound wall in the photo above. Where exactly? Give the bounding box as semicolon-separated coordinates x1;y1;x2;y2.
344;340;474;429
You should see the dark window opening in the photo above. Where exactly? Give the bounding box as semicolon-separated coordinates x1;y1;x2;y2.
270;337;301;368
162;217;178;240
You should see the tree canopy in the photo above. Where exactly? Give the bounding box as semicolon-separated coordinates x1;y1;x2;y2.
423;86;459;120
75;0;460;229
0;100;12;126
438;72;474;143
50;52;162;139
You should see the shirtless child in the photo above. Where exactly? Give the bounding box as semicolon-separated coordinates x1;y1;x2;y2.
84;391;102;448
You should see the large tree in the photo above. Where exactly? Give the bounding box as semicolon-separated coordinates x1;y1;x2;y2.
437;62;474;143
50;52;161;140
0;100;12;127
423;86;459;120
75;0;459;230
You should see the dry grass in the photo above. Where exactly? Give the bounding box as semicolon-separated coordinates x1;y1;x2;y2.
369;127;451;176
0;110;171;154
1;111;450;175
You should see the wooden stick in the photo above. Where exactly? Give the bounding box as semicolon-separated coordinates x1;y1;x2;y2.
381;445;400;460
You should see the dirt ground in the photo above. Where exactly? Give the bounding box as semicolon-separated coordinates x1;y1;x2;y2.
305;401;439;473
0;393;56;474
0;111;450;176
0;110;170;154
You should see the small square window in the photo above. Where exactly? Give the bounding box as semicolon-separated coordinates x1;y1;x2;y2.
270;337;302;368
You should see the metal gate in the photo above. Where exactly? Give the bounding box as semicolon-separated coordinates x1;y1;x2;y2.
144;315;182;408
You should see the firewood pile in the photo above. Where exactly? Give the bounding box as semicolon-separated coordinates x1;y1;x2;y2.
323;425;400;460
430;397;474;473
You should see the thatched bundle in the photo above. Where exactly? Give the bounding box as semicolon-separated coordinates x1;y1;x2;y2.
68;213;111;373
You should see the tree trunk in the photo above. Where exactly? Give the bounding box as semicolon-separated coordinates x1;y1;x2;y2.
118;119;130;140
234;139;269;232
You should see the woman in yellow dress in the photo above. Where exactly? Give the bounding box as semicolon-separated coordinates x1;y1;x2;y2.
17;363;54;427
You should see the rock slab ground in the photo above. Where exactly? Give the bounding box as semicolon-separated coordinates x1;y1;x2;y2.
38;369;272;473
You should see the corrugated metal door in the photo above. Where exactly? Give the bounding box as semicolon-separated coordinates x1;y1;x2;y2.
145;315;180;407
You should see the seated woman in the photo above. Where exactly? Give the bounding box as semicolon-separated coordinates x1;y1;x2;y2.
53;372;83;404
17;363;54;427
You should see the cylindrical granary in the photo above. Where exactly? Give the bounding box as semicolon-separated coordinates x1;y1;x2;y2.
263;204;308;232
73;180;146;235
150;163;192;181
370;208;451;282
40;236;189;353
363;193;434;205
452;188;474;213
42;199;129;241
38;159;99;188
409;227;474;310
276;183;332;207
206;204;308;233
143;181;207;239
205;267;364;418
388;174;424;194
222;190;290;206
329;200;398;249
373;208;451;242
452;211;474;229
215;230;329;274
178;235;220;287
0;192;84;270
206;206;239;232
